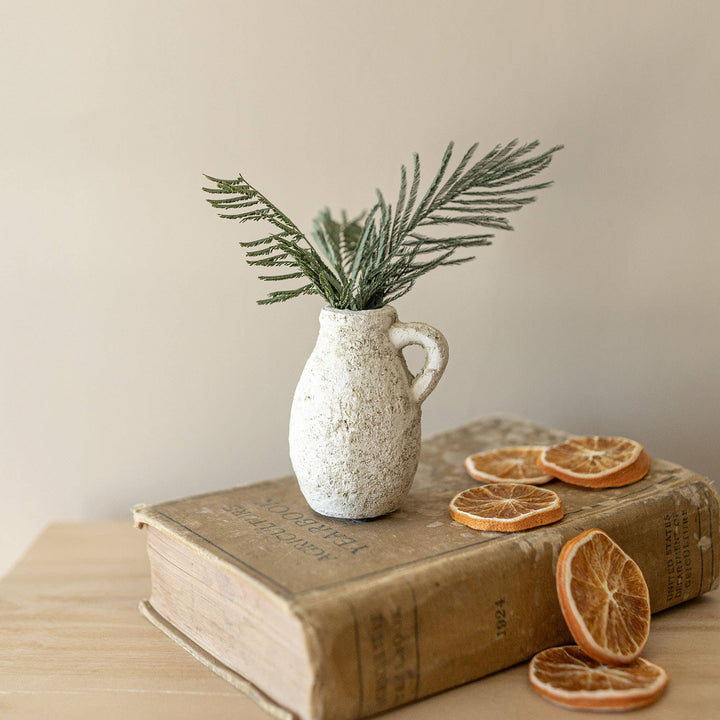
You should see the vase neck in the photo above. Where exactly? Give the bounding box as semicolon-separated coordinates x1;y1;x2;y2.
318;306;397;335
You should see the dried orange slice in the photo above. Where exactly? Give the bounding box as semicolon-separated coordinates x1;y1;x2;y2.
529;646;668;711
449;483;563;532
556;528;651;664
538;436;649;488
465;446;553;484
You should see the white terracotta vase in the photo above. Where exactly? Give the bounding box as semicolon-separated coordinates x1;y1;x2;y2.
288;306;448;519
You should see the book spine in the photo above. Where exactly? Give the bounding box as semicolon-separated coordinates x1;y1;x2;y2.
300;476;720;720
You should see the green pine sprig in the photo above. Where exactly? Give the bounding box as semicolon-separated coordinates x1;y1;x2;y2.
202;172;341;305
203;139;562;308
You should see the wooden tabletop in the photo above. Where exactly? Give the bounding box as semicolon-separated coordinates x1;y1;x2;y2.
1;521;718;720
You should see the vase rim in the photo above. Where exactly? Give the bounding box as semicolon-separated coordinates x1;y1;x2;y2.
320;305;396;316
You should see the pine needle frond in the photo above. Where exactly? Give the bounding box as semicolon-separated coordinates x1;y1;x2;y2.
203;139;561;308
203;172;333;305
358;139;563;306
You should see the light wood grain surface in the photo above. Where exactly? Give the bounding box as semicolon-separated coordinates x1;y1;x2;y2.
0;521;718;720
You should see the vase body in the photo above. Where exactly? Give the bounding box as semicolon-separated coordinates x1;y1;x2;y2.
289;306;448;519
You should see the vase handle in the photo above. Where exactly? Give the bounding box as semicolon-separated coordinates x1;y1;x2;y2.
389;321;449;405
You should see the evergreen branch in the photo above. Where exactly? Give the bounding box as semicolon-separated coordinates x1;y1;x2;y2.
207;199;260;210
366;139;562;305
247;257;296;267
390;164;408;246
434;142;479;201
244;245;283;258
203;171;324;304
413;241;491;255
238;234;284;248
203;138;561;309
397;153;421;245
257;272;307;281
312;217;344;282
257;284;317;305
216;210;271;221
408;142;454;233
463;182;553;196
409;232;494;243
421;214;513;229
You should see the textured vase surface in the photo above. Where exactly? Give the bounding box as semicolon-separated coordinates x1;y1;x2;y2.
289;306;448;519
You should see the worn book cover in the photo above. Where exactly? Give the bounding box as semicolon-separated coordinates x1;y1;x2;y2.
134;417;720;720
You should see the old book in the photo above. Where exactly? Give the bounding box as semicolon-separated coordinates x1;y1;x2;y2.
134;417;720;720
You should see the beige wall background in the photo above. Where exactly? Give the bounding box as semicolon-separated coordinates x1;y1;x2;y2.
1;0;719;576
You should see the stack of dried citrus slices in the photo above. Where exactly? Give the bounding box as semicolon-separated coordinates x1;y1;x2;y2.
465;435;650;490
536;436;650;488
529;528;668;711
452;436;651;533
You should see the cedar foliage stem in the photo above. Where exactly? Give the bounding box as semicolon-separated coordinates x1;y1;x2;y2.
203;139;562;309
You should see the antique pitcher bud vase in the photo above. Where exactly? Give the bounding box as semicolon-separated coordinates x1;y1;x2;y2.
289;306;448;519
